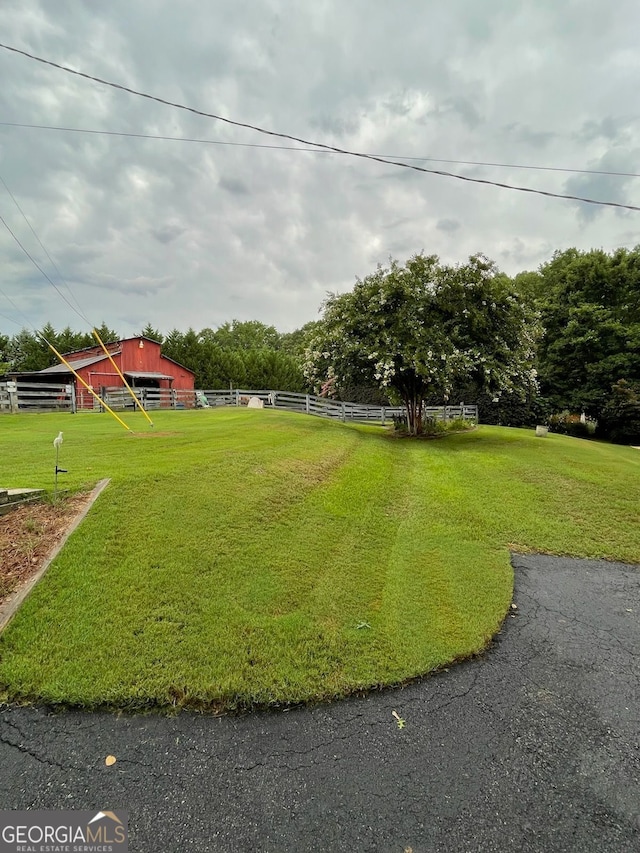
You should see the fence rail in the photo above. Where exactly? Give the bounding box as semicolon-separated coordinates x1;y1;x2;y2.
201;389;478;425
0;381;478;424
100;387;200;411
0;382;200;413
0;381;75;413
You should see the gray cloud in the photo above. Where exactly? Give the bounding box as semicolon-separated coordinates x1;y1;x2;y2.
151;223;187;244
437;96;484;130
577;116;638;144
218;177;251;196
383;217;413;231
503;123;557;149
0;0;639;338
436;218;461;233
564;147;639;222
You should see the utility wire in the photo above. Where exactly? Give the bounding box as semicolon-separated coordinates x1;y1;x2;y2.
0;284;37;331
1;121;638;179
0;282;133;429
0;305;27;329
0;173;91;323
0;212;90;325
1;42;638;212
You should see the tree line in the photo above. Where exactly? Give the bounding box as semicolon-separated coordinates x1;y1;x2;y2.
1;246;639;442
0;319;313;394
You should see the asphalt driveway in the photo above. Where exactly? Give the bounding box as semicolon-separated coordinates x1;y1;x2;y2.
1;554;638;852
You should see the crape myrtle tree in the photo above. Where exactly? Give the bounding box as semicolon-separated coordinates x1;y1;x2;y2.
305;253;540;436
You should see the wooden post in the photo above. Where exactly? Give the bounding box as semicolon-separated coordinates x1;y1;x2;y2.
305;394;310;414
8;380;18;413
70;384;76;414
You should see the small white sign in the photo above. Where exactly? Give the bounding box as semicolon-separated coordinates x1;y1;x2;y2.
6;381;17;392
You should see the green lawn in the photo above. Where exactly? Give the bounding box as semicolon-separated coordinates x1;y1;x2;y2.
0;408;638;711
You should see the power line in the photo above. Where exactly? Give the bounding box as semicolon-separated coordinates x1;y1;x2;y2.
0;305;28;330
0;284;37;331
0;212;89;325
1;121;638;179
0;173;91;323
1;42;638;213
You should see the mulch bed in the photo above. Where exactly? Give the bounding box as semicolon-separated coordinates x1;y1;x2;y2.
0;493;92;605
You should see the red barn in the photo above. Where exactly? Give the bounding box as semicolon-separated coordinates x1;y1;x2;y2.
35;336;195;410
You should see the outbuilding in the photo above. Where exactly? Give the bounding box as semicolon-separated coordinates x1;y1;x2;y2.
24;336;195;410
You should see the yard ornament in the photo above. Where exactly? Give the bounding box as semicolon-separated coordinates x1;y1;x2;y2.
53;431;67;497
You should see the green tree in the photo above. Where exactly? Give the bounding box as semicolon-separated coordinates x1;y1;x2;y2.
242;349;306;391
140;323;164;343
305;254;539;435
57;326;93;354
597;379;640;444
9;326;55;371
533;247;640;417
93;322;120;344
280;321;322;359
209;320;281;351
162;329;184;355
0;332;10;374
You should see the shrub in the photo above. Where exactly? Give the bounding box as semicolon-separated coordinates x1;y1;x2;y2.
392;413;474;437
445;417;475;432
425;382;548;428
596;380;640;445
421;417;448;437
548;412;596;438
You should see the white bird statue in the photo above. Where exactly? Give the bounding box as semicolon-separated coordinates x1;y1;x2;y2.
53;431;64;449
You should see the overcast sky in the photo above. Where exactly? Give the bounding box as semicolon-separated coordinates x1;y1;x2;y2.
1;0;639;339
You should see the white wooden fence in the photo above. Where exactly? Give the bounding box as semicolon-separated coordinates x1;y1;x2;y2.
100;387;200;410
0;381;478;424
201;389;478;425
0;380;75;413
0;381;197;413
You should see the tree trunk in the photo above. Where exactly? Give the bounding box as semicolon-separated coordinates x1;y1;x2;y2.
415;396;424;435
403;394;423;436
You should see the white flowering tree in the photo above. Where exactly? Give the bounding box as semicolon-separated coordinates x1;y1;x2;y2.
305;253;540;435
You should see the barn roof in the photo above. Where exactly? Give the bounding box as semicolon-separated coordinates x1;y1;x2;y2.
39;353;117;373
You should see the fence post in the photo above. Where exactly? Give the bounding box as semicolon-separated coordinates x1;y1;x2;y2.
70;384;77;414
341;402;346;422
381;406;386;425
8;381;18;413
305;394;310;414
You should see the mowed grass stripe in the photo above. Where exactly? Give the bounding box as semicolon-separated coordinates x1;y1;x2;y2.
0;409;638;710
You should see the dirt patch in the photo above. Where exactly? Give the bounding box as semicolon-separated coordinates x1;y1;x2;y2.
128;431;182;438
0;493;93;605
